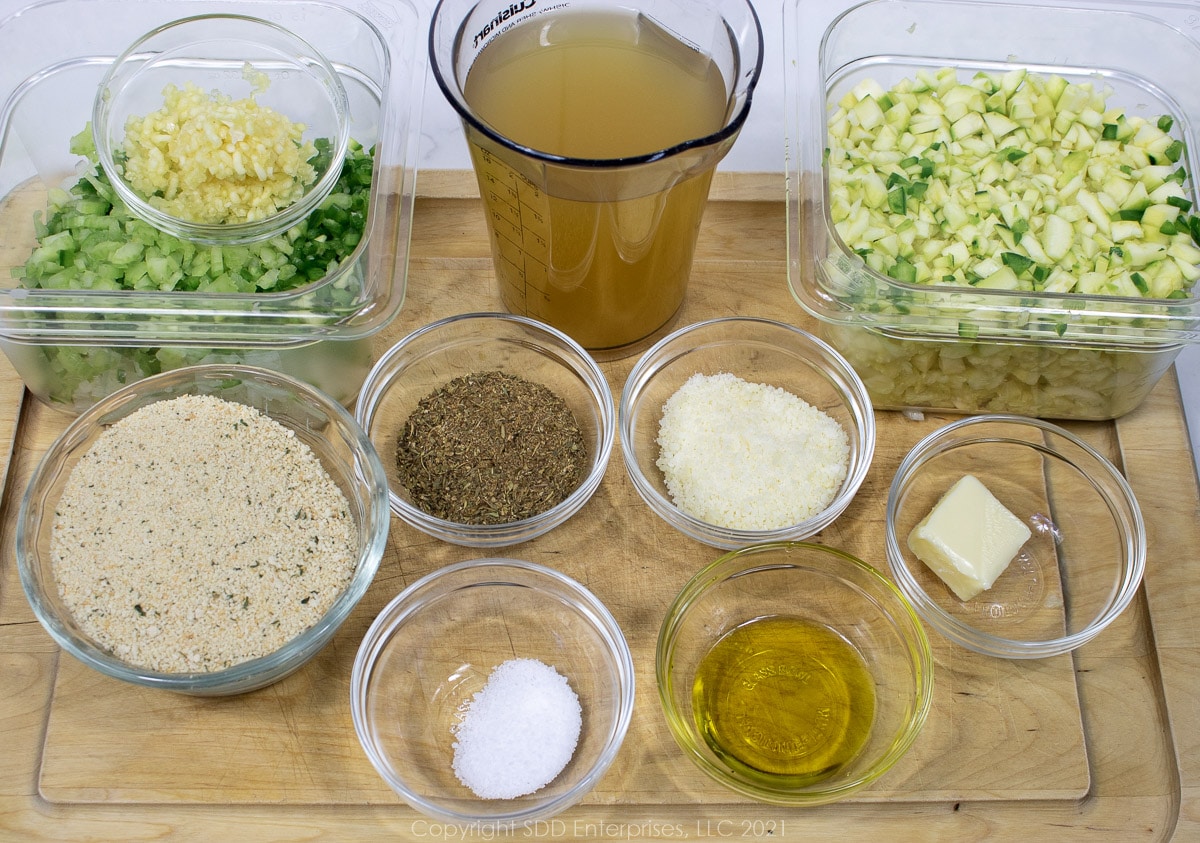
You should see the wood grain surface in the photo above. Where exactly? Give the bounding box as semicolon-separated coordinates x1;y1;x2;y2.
0;173;1196;840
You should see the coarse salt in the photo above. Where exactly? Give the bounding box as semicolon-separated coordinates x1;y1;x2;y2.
451;658;582;799
655;372;850;530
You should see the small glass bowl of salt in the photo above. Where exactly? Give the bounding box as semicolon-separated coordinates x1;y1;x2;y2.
620;316;876;549
350;558;635;823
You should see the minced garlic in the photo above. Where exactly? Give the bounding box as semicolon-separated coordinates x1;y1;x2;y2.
119;77;317;225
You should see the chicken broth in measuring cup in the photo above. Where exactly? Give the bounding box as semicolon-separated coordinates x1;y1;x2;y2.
431;0;762;355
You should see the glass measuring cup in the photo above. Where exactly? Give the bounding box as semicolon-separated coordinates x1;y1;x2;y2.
430;0;763;356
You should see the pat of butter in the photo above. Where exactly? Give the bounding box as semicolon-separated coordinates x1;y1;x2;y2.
906;474;1031;601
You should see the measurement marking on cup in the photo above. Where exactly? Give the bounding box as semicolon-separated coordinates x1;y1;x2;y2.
476;147;551;311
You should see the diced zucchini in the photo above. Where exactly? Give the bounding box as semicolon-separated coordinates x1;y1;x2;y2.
976;265;1020;289
827;67;1197;300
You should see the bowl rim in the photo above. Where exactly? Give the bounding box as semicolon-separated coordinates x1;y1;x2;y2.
619;315;876;549
15;362;390;694
655;540;934;805
92;12;352;246
349;556;636;823
355;311;617;547
884;412;1148;658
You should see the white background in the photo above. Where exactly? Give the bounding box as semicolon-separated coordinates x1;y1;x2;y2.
2;0;1197;475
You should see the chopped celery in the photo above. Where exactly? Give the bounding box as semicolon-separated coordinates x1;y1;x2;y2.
15;135;374;295
10;131;376;409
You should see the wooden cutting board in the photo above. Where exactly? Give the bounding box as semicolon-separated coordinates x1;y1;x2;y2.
0;172;1196;840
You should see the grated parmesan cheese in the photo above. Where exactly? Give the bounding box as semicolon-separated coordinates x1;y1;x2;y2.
119;72;317;225
655;372;851;531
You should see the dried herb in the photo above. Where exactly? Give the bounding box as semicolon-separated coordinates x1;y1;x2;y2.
396;370;589;524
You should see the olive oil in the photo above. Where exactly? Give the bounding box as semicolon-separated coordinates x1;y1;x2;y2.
461;9;731;351
692;615;876;783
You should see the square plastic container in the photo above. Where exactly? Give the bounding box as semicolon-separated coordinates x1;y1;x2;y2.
0;0;424;413
785;0;1200;420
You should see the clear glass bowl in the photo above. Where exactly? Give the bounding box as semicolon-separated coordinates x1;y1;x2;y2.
351;558;635;823
784;0;1200;419
16;363;390;696
620;316;875;549
657;542;934;806
93;13;350;245
354;312;616;547
0;0;424;414
886;414;1146;658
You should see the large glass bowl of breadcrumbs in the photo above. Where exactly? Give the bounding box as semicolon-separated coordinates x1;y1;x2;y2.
16;363;390;696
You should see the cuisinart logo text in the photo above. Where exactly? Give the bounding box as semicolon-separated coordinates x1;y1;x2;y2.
473;0;535;48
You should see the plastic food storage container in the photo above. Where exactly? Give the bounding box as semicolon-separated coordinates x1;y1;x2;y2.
0;0;424;414
785;0;1200;420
